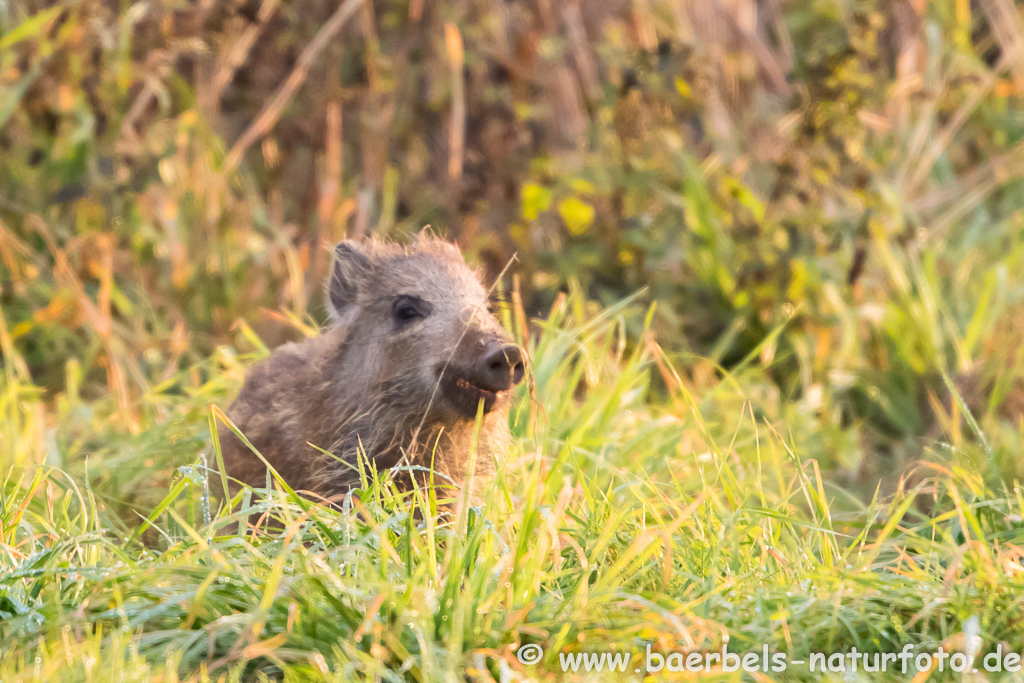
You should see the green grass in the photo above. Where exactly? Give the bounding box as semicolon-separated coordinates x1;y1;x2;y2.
1;292;1023;682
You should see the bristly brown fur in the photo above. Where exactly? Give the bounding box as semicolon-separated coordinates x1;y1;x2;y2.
216;234;515;508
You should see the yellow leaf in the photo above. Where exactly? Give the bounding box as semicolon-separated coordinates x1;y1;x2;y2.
558;197;595;236
521;182;552;221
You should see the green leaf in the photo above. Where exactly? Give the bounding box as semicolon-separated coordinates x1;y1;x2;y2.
0;7;61;51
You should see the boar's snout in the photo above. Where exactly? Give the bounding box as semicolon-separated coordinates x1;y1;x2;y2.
476;344;525;393
439;338;526;417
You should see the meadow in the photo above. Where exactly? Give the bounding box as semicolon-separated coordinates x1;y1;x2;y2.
4;0;1024;680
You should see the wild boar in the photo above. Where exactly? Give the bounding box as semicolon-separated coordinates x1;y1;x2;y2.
216;234;525;509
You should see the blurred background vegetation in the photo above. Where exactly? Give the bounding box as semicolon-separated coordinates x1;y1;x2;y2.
4;0;1024;500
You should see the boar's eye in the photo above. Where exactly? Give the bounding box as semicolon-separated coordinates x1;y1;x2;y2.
392;295;431;327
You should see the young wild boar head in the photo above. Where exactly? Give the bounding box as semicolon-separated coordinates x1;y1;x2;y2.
317;234;525;495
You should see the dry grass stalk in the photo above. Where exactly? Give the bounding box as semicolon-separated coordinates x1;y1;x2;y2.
222;0;366;174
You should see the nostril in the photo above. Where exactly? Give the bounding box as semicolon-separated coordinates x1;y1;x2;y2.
503;346;523;365
501;346;525;385
478;344;525;389
511;360;525;385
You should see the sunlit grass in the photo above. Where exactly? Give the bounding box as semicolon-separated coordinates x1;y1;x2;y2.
0;293;1022;682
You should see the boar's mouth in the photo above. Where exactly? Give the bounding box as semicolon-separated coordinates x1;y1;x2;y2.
438;369;501;417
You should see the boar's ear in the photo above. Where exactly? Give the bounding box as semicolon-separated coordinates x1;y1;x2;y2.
326;240;370;323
